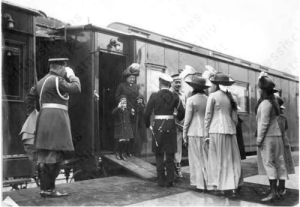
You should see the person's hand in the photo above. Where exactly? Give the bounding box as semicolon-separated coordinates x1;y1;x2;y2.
183;138;188;148
131;108;135;115
118;102;122;108
65;67;75;78
257;142;264;149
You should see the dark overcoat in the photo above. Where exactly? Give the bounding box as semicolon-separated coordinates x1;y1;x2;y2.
112;107;134;140
144;89;185;153
25;71;81;151
115;82;139;112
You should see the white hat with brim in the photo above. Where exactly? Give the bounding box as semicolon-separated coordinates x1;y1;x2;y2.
159;73;173;83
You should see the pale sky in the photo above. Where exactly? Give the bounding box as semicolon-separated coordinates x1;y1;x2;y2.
5;0;299;76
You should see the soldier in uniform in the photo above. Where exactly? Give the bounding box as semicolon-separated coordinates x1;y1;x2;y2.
144;73;185;187
26;58;81;197
170;73;186;178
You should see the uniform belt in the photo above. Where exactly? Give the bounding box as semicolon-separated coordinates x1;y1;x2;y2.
154;115;173;120
42;103;68;111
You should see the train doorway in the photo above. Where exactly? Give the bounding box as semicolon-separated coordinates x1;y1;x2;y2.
98;52;125;151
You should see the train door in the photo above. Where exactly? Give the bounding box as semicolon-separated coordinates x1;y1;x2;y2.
98;52;125;151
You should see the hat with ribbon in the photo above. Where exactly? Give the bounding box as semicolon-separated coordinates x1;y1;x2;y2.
171;73;181;81
209;72;235;86
123;63;140;77
48;58;69;65
185;74;211;90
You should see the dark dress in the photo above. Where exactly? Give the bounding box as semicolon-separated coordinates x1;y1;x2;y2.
236;116;246;160
144;89;185;185
115;82;145;155
112;107;134;140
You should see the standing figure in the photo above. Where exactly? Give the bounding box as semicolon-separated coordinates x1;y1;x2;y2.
276;95;295;198
144;73;185;187
182;74;212;191
115;63;144;157
205;72;243;197
25;58;81;197
255;72;287;202
170;73;187;178
112;95;135;161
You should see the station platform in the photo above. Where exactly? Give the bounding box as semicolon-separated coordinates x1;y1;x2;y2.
2;152;299;206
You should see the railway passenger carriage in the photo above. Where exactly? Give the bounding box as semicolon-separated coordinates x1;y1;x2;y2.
2;1;299;181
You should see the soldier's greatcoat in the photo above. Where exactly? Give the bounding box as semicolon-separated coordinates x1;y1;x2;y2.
26;71;81;151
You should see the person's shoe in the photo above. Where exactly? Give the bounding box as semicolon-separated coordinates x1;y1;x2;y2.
115;152;121;160
121;153;127;161
278;188;287;196
127;153;134;157
261;192;276;202
40;189;69;198
228;189;238;198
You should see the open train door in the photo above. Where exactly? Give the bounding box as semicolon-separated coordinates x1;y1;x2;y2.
98;52;125;152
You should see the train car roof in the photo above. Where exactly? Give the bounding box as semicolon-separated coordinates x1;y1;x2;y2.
2;0;44;16
61;22;298;81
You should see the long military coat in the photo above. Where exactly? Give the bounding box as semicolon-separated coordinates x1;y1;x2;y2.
25;71;81;151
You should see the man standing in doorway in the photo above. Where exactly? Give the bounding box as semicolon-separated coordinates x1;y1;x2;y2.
144;73;185;187
170;73;186;178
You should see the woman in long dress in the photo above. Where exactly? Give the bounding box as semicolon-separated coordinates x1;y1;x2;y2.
182;74;212;191
205;72;243;197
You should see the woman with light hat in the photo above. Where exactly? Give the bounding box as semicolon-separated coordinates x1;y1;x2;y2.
182;74;212;191
255;72;287;202
204;72;243;197
115;63;144;158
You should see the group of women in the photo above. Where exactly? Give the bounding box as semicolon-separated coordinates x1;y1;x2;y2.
114;62;294;202
182;69;294;202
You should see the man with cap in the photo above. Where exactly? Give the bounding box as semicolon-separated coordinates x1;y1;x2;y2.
26;58;81;197
144;73;185;187
170;73;187;178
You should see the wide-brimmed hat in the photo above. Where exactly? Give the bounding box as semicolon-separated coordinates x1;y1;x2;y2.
185;74;211;90
123;63;140;77
258;76;275;90
209;72;235;86
179;65;197;80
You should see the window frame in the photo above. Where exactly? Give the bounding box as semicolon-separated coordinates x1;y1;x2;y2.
231;80;250;114
2;40;25;102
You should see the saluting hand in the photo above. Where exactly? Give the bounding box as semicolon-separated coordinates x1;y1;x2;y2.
65;67;75;78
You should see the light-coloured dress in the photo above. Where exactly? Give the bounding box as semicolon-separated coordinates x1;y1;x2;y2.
205;90;243;190
183;93;210;190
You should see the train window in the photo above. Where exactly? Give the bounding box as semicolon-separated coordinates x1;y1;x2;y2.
2;45;23;101
230;81;249;113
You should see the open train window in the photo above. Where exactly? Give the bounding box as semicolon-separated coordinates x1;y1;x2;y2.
2;43;24;101
230;81;249;114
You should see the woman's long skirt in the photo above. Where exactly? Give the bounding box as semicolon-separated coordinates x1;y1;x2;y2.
207;133;243;190
188;136;212;190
